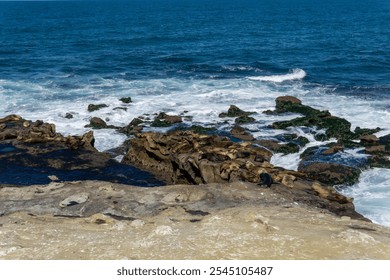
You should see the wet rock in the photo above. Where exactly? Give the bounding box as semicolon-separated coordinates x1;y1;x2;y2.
379;134;390;151
87;117;107;129
65;113;73;119
298;162;361;186
117;118;144;135
367;155;390;168
273;115;353;140
274;95;322;116
219;105;255;118
254;139;299;155
360;135;379;145
321;144;344;155
119;97;132;104
270;96;356;140
230;125;254;141
151;113;182;127
113;107;127;111
354;127;381;137
365;145;386;154
88;104;108;112
235;115;256;124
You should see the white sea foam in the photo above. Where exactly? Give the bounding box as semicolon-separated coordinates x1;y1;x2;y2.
340;168;390;227
248;68;306;82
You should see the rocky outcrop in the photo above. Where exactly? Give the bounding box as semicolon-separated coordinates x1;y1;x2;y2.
219;105;256;123
87;103;108;112
1;180;389;260
119;97;132;104
0;115;94;149
0;115;162;186
122;130;274;184
122;131;362;218
151;112;183;127
117;118;144;135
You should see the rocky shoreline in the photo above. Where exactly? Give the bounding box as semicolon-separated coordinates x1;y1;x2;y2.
1;96;390;259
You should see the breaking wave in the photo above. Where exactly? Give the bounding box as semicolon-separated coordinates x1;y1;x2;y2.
248;68;306;82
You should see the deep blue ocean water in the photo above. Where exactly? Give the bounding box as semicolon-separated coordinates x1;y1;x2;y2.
0;0;390;225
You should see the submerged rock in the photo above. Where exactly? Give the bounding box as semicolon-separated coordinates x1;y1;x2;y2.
119;97;132;104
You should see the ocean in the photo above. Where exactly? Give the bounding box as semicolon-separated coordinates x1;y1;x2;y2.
0;0;389;226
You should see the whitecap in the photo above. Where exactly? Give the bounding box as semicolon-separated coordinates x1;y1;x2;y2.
248;68;306;82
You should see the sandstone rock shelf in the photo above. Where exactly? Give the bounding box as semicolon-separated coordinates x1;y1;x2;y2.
1;180;389;259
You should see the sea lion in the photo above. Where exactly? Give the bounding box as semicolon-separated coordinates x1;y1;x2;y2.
258;172;273;188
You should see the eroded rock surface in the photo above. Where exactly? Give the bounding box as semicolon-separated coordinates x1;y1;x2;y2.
0;181;389;260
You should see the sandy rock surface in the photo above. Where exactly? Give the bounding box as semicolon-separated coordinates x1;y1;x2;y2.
1;181;389;260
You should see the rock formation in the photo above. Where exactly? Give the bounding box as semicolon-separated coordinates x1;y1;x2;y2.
122;130;364;219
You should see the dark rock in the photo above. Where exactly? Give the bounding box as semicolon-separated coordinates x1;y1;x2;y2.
354;127;381;137
379;134;390;151
367;155;390;168
274;95;322;116
277;143;300;154
254;139;282;152
254;139;299;155
65;113;73;119
113;107;127;111
272;115;353;140
230;125;254;141
117;118;144;135
235;115;256;124
219;105;254;118
151;113;182;127
187;125;216;134
86;117;107;129
130;118;143;126
119;97;132;104
296;136;310;147
88;104;108;112
298;162;361;186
